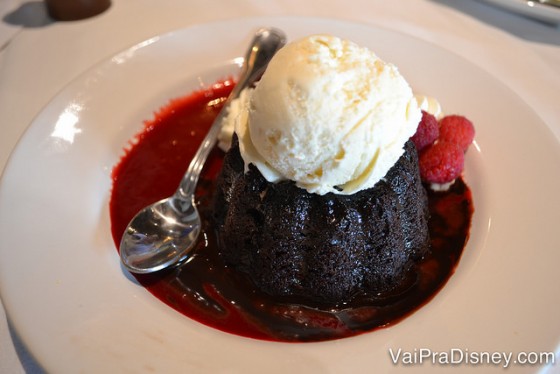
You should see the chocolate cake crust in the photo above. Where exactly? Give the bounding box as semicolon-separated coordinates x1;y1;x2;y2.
213;135;430;305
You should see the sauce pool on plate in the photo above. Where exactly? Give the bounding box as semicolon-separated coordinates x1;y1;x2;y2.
110;79;473;342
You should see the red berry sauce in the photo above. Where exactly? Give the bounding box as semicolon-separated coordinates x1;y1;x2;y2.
110;80;474;342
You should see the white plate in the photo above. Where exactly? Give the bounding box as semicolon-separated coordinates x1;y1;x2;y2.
478;0;560;24
1;17;559;373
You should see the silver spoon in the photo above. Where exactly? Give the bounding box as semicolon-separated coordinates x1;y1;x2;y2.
119;27;287;274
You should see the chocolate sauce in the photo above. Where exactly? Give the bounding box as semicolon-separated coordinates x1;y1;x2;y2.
110;80;473;342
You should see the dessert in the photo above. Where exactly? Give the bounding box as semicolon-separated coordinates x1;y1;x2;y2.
110;35;474;342
213;35;430;305
215;136;429;304
220;35;422;195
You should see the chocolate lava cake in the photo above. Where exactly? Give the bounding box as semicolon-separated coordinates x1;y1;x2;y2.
213;135;430;305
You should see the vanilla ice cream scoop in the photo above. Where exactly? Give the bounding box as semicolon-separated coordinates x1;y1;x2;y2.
231;34;421;195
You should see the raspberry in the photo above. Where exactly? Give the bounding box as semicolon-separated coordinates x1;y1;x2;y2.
439;115;475;151
411;110;439;151
419;141;464;184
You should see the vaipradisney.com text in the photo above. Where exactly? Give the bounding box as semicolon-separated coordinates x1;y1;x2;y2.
389;348;556;368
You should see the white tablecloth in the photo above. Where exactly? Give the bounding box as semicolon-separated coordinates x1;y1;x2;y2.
1;0;559;372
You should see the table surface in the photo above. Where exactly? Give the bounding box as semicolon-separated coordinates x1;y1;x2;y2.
0;0;559;373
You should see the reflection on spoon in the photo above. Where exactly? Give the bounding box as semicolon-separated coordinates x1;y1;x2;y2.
119;27;287;274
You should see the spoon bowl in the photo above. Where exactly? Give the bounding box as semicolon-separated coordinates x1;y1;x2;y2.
120;27;287;274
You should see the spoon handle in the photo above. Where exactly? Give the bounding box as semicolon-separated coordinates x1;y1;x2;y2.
176;28;287;201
